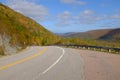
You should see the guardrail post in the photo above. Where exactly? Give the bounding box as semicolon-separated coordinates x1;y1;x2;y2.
88;47;90;50
100;48;103;52
108;49;111;53
79;46;81;48
83;47;85;49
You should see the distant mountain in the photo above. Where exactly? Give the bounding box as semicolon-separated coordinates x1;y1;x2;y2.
58;28;120;40
56;32;78;36
0;3;57;54
99;28;120;40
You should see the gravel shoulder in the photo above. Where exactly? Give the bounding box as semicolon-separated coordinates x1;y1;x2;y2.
76;49;120;80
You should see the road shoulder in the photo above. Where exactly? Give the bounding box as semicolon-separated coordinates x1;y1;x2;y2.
76;49;120;80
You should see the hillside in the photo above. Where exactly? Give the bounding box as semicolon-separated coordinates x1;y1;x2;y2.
99;28;120;40
59;28;120;40
0;3;57;54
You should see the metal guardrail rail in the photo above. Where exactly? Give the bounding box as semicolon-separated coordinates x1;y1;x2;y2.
58;44;120;54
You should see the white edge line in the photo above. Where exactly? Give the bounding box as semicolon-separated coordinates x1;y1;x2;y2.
42;47;65;74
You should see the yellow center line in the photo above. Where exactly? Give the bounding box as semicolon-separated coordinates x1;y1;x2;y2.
0;47;47;71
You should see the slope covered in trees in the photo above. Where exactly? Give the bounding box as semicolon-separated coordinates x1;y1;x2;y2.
0;3;59;47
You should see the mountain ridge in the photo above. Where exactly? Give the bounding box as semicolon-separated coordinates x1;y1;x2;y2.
57;28;120;40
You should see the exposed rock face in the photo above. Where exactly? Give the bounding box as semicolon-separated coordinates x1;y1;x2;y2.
0;34;18;55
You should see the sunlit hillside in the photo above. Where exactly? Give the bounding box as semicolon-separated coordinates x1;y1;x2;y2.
0;3;58;47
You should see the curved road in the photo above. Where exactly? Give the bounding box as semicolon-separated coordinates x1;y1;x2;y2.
0;46;84;80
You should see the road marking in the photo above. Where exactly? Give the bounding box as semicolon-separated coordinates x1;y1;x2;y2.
42;47;65;74
0;47;47;71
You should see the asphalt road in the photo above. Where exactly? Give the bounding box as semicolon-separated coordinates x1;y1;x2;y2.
0;46;84;80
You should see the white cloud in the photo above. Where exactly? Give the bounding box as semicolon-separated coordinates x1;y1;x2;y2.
110;14;120;19
57;11;71;20
56;10;120;27
74;10;101;24
56;10;98;26
82;10;95;15
99;14;120;20
57;11;73;26
60;0;86;5
6;0;49;21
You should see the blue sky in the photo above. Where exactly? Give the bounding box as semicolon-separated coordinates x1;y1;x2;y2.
0;0;120;33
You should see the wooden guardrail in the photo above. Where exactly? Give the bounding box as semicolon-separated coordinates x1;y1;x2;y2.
57;44;120;54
